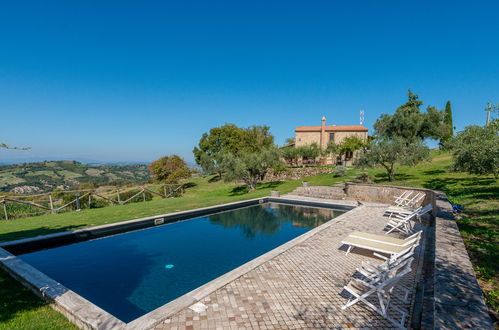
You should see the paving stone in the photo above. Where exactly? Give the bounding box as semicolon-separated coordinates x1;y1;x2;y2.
155;205;424;329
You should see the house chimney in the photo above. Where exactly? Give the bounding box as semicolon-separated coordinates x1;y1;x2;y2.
320;116;326;148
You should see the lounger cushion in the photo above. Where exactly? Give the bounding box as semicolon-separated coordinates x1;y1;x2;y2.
349;231;408;246
341;236;414;255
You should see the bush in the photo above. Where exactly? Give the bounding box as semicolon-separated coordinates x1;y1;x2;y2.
117;189;153;203
356;172;370;183
61;193;109;210
333;166;347;177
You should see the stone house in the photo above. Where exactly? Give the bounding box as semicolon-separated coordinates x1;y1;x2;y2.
294;116;368;165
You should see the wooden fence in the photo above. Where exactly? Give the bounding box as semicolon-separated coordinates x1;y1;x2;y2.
0;184;184;220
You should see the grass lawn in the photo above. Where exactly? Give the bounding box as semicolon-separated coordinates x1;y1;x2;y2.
0;151;497;327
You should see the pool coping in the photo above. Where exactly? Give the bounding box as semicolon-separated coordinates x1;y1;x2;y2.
0;196;356;330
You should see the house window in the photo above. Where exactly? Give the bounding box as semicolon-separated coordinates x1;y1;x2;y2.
329;132;335;142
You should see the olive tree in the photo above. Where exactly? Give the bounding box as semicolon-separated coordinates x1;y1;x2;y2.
223;146;282;191
193;124;274;177
356;137;430;181
280;146;299;166
450;120;498;177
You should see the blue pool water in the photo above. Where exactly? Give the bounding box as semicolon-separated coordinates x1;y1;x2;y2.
20;202;344;322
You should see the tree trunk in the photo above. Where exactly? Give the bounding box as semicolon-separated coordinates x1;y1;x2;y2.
388;170;395;181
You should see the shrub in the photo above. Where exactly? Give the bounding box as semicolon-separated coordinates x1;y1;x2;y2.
117;189;153;203
356;172;370;183
61;193;109;210
149;155;191;183
333;166;347;177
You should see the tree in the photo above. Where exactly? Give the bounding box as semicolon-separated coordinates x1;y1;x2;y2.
197;151;229;179
374;90;447;143
356;137;430;181
297;143;320;158
223;146;282;191
322;141;339;158
450;120;498;177
440;101;454;148
148;155;191;183
0;143;30;150
193;124;274;175
285;137;295;145
280;146;299;166
296;143;320;165
242;125;275;153
338;136;366;162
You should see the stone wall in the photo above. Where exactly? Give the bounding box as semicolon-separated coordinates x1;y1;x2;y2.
427;191;494;329
344;182;434;209
287;185;350;201
264;167;333;182
295;131;321;147
288;182;434;211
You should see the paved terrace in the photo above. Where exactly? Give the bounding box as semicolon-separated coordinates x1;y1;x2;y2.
155;200;425;329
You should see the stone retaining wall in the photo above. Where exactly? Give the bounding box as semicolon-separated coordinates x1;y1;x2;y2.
288;182;434;212
428;191;494;329
344;182;434;207
287;185;349;200
264;167;332;181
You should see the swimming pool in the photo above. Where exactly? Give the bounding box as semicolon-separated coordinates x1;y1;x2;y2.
14;201;343;322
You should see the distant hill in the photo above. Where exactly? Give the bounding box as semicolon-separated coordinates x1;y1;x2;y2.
0;161;151;193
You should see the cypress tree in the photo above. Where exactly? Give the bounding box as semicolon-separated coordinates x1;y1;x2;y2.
439;101;453;148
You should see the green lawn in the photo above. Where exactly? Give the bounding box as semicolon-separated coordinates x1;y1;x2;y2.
0;151;497;327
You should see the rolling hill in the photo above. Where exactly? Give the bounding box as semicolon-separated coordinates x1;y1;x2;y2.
0;161;151;193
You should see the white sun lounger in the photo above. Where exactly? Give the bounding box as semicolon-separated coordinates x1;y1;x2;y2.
387;192;425;215
342;257;413;328
349;230;422;246
385;204;432;234
357;247;415;283
341;233;420;258
393;190;413;206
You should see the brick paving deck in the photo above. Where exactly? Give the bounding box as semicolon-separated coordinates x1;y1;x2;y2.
155;203;426;330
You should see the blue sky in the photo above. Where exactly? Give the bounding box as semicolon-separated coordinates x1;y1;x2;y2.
1;1;498;164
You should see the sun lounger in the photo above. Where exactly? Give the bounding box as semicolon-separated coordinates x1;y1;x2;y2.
349;230;422;247
357;244;416;283
341;235;419;259
386;193;426;216
393;191;413;206
385;204;433;234
342;257;413;328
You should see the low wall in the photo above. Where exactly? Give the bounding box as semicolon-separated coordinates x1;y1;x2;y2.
426;191;494;329
344;182;434;207
288;182;435;215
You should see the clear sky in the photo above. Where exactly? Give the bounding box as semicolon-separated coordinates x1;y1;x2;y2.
1;1;498;164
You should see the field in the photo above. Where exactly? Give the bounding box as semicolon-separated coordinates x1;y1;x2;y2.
0;152;497;328
0;161;151;193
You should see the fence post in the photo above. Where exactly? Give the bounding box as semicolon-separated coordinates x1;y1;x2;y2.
142;190;146;202
2;202;7;220
163;185;167;198
76;192;81;211
169;184;173;198
88;193;92;208
117;190;121;204
49;195;55;214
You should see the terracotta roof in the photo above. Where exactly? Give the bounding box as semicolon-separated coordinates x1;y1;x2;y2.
295;125;368;132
